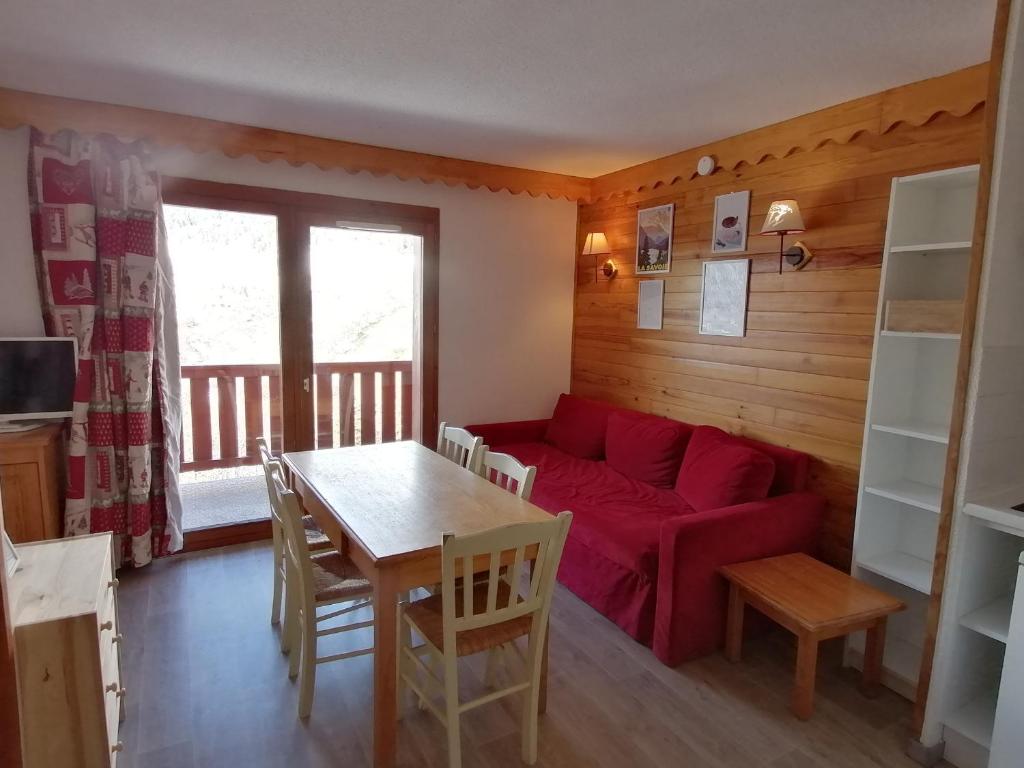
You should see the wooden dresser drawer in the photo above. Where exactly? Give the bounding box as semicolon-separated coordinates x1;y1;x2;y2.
10;533;126;768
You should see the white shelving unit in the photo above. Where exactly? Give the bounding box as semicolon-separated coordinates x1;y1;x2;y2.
917;6;1024;767
846;164;980;703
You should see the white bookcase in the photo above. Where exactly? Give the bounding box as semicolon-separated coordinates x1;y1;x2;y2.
845;164;980;700
917;3;1024;766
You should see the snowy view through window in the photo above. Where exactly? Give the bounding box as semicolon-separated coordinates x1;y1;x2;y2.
164;204;415;529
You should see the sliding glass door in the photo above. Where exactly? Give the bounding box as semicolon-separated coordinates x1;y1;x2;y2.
162;179;439;547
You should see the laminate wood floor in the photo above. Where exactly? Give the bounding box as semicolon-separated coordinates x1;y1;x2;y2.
116;542;930;768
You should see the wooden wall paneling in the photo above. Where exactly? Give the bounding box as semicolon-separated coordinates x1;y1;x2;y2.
0;88;590;202
574;85;985;569
912;0;1012;735
589;64;987;202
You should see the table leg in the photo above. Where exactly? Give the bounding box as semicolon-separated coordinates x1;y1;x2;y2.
373;567;399;768
725;584;744;663
792;632;819;720
861;618;887;698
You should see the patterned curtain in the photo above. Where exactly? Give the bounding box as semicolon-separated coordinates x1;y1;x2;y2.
28;128;183;567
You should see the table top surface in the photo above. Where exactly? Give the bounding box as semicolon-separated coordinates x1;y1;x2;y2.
283;441;553;565
719;553;906;631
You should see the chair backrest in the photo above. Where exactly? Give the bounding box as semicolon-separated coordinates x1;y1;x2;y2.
257;436;284;528
437;421;485;473
478;450;537;502
266;458;315;602
440;512;572;648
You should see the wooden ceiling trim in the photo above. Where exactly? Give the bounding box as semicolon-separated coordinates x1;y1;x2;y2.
589;63;989;202
0;87;592;202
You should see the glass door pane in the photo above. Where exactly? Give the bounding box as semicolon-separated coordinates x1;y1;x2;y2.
164;204;282;531
308;226;418;449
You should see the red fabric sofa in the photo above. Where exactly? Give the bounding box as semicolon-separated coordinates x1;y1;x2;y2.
467;394;825;667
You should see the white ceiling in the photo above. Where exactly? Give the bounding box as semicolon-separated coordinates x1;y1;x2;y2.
0;0;995;177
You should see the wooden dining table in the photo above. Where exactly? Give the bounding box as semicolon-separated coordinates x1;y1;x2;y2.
283;440;555;768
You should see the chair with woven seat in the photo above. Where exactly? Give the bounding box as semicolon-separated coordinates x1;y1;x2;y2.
397;511;572;768
266;458;375;719
477;449;537;501
437;421;485;473
257;437;332;637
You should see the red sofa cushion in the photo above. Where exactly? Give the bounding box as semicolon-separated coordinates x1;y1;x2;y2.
543;393;621;459
499;441;691;577
675;426;775;512
605;411;692;488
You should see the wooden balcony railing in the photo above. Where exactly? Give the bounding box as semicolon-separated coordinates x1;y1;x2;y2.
180;360;413;472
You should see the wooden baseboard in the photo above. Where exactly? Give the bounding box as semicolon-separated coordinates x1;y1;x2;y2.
181;519;272;553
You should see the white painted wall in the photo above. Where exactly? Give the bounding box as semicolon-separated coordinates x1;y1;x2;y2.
0;126;577;426
0;127;44;336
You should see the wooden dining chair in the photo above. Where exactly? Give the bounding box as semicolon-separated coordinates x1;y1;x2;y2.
257;437;332;637
436;421;485;473
477;450;537;502
397;511;573;768
267;459;375;719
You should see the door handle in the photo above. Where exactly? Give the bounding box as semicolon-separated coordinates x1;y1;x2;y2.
303;377;310;393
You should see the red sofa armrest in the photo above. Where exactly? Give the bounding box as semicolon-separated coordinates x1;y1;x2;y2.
465;419;550;447
653;491;825;666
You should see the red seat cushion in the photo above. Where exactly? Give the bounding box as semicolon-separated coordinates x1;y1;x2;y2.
675;426;775;512
543;393;621;460
499;441;692;577
605;411;692;488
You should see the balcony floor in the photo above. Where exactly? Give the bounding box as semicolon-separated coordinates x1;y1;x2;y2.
181;471;268;531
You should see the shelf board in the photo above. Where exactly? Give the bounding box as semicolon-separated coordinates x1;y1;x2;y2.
889;241;972;254
864;479;941;513
879;330;961;341
857;551;934;593
964;484;1024;537
944;690;998;750
960;596;1013;644
871;421;950;444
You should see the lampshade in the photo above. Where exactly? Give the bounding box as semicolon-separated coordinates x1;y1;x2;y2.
759;200;806;235
582;232;611;256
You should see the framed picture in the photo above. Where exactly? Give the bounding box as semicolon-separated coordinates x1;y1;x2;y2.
3;529;18;578
712;190;750;254
699;258;750;337
635;203;674;274
637;280;664;330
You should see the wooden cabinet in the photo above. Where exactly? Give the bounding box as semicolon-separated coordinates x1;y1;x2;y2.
9;534;125;767
0;424;63;543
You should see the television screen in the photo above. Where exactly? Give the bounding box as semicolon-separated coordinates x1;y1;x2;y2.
0;338;78;420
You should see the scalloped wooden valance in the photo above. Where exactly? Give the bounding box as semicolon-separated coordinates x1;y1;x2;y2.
0;87;592;202
588;63;989;202
0;63;987;205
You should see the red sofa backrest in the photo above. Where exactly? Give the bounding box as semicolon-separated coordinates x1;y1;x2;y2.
548;393;810;495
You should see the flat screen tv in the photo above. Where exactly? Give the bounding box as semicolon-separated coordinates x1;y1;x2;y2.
0;337;78;423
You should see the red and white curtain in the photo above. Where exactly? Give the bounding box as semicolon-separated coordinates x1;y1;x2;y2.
28;128;183;567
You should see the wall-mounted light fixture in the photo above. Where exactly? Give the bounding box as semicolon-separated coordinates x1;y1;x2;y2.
758;199;813;273
583;232;615;278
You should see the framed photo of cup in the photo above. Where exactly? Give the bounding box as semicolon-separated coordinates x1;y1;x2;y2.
712;190;750;254
635;203;674;274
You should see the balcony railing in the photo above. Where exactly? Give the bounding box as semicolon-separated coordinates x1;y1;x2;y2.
180;360;413;472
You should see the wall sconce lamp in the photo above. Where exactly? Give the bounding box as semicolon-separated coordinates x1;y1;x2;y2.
759;199;813;273
583;232;616;278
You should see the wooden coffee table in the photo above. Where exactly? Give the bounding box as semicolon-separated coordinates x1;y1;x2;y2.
719;553;905;720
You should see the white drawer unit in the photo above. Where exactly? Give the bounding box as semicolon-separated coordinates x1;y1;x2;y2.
9;533;126;767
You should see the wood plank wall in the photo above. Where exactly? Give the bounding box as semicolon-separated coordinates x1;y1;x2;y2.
573;77;985;567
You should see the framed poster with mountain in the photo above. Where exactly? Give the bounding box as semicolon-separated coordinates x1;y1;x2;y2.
635;203;674;274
